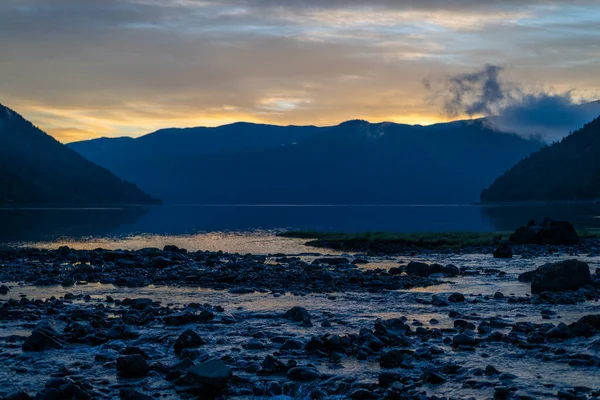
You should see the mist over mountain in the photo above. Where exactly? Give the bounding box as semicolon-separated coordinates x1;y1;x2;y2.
481;116;600;203
69;119;543;205
0;104;159;205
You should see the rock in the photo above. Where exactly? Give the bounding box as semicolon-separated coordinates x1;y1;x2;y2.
485;365;500;375
0;284;9;295
567;322;595;337
116;354;149;377
287;366;321;381
509;218;579;245
529;260;591;293
244;338;266;350
349;389;376;399
421;368;446;384
546;323;575;340
22;321;63;352
182;360;232;393
578;315;600;330
174;329;206;356
120;389;154;400
281;339;304;350
5;391;34;400
312;257;349;265
518;270;535;283
452;334;475;348
284;307;312;323
380;349;412;369
129;298;153;310
406;262;443;277
379;372;403;388
448;292;465;303
493;243;513;258
442;264;460;277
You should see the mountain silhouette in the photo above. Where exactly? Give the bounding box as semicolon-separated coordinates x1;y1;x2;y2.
70;119;543;204
0;104;160;205
482;116;600;202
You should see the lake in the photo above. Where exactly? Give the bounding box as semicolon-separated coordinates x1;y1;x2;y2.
2;204;600;252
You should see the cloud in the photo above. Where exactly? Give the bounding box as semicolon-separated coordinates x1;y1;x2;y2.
0;0;599;141
425;64;600;141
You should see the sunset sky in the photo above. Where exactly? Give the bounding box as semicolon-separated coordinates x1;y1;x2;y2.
1;0;599;142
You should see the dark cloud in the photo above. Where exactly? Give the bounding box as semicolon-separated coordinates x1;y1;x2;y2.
426;64;600;141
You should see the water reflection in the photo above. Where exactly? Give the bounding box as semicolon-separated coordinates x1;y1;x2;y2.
2;204;600;250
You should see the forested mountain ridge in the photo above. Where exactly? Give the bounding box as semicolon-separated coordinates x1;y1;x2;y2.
0;103;160;205
69;118;544;205
481;116;600;202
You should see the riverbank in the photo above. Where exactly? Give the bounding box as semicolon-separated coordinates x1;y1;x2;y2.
1;245;600;399
279;230;600;256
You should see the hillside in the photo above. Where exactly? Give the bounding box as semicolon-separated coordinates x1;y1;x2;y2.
0;104;160;205
69;119;543;205
481;116;600;202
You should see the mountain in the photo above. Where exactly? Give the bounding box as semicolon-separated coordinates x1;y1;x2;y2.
69;122;321;166
0;104;160;205
69;119;543;205
481;116;600;202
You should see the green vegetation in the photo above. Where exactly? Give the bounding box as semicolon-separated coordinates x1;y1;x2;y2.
279;230;509;249
281;228;600;251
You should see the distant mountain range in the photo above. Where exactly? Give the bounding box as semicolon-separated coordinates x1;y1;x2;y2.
0;104;159;205
481;116;600;202
69;119;544;205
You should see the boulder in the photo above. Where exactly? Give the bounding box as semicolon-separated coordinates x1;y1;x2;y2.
116;354;149;377
529;260;591;294
287;366;321;382
406;262;443;277
493;244;513;259
174;329;205;356
284;307;312;323
181;360;232;392
509;218;578;245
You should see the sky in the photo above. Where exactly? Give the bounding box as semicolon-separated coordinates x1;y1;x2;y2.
1;0;599;142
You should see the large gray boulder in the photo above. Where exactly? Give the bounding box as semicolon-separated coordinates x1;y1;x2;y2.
509;218;578;245
529;260;591;294
178;360;232;395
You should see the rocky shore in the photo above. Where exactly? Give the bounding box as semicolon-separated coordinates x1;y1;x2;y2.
1;244;600;399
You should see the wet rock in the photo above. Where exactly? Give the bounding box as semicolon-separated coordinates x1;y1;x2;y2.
379;372;403;388
179;360;232;394
448;292;465;303
421;368;447;384
406;261;443;277
174;329;206;356
546;323;575;340
22;321;63;352
452;333;476;348
312;257;349;265
509;218;579;245
287;366;322;381
5;391;34;400
119;389;154;400
380;349;412;369
244;338;266;350
116;354;149;377
493;244;513;258
529;260;591;293
284;306;312;324
349;389;376;399
0;284;9;295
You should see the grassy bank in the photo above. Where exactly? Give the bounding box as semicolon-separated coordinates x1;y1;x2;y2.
279;231;508;250
279;229;600;253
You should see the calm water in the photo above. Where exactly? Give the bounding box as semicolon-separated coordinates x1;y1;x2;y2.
2;204;600;251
